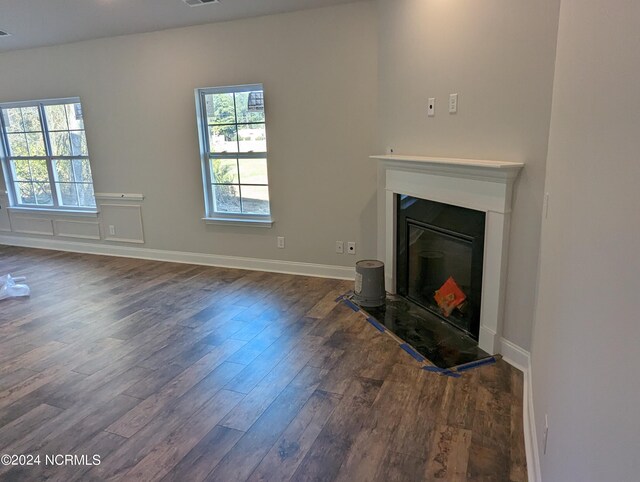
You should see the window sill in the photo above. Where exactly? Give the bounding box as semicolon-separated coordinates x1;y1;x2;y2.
7;207;99;218
202;216;274;228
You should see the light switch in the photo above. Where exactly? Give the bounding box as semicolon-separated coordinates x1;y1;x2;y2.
428;98;435;117
449;93;458;113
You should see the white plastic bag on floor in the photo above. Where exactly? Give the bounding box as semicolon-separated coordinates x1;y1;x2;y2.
0;274;30;301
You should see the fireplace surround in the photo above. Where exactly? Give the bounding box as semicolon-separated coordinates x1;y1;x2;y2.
372;154;523;354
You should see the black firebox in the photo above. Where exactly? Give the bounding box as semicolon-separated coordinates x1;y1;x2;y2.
396;195;485;339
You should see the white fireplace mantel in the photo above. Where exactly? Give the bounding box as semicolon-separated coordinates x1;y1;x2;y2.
372;154;524;354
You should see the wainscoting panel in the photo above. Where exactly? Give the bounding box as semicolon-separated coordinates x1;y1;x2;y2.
100;204;144;244
9;214;54;236
53;219;101;240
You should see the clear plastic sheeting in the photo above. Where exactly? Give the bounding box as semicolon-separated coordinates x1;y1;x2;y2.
0;274;30;301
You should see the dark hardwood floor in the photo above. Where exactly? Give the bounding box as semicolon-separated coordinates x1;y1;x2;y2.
0;245;526;481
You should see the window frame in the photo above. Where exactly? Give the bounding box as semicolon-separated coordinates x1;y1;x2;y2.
0;96;97;212
195;84;273;226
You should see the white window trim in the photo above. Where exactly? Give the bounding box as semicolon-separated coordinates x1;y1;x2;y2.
202;215;274;228
6;206;99;218
195;84;272;227
0;96;97;212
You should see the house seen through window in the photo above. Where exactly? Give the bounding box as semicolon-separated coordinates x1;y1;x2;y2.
196;84;271;220
0;98;96;209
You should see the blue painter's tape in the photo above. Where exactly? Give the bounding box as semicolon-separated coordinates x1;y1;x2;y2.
422;366;462;378
335;291;354;302
399;343;426;363
452;356;497;373
342;299;360;313
366;317;386;333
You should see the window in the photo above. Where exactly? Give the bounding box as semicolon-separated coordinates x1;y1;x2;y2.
196;84;271;222
0;98;96;210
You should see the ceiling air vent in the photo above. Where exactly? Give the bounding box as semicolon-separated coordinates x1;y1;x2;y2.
0;31;11;37
183;0;220;6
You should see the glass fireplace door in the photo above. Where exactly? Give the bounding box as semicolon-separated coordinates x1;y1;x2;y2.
406;221;476;335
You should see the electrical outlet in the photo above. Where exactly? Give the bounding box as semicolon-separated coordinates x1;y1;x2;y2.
347;242;356;255
277;236;285;249
543;414;549;455
108;225;116;236
336;241;344;254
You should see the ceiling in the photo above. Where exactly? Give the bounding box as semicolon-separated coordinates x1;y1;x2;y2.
0;0;360;53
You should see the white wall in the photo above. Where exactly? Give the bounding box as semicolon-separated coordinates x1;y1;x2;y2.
531;1;640;480
0;2;378;268
375;0;561;350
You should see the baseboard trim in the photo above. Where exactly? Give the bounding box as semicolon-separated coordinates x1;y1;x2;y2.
499;338;540;482
523;359;541;482
0;234;356;280
498;337;530;373
497;338;539;482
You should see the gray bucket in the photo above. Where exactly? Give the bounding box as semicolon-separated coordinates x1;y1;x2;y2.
352;260;386;308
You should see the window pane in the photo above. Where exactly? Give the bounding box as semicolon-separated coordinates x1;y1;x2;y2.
209;125;238;153
26;132;46;156
3;108;24;133
29;159;49;182
72;159;93;183
21;107;41;132
34;182;53;205
66;103;84;130
2;98;95;211
238;124;266;153
76;183;96;207
211;158;239;184
199;86;269;219
241;186;270;215
15;182;35;204
205;93;235;125
44;104;69;131
213;184;241;213
11;160;31;181
54;159;73;182
7;133;28;156
58;182;79;206
238;158;268;185
70;131;88;156
50;131;72;156
235;91;265;124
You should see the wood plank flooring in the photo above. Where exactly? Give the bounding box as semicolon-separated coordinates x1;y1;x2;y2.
0;246;526;481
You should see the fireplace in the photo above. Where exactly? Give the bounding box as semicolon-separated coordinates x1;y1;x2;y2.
396;195;485;339
373;154;523;354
